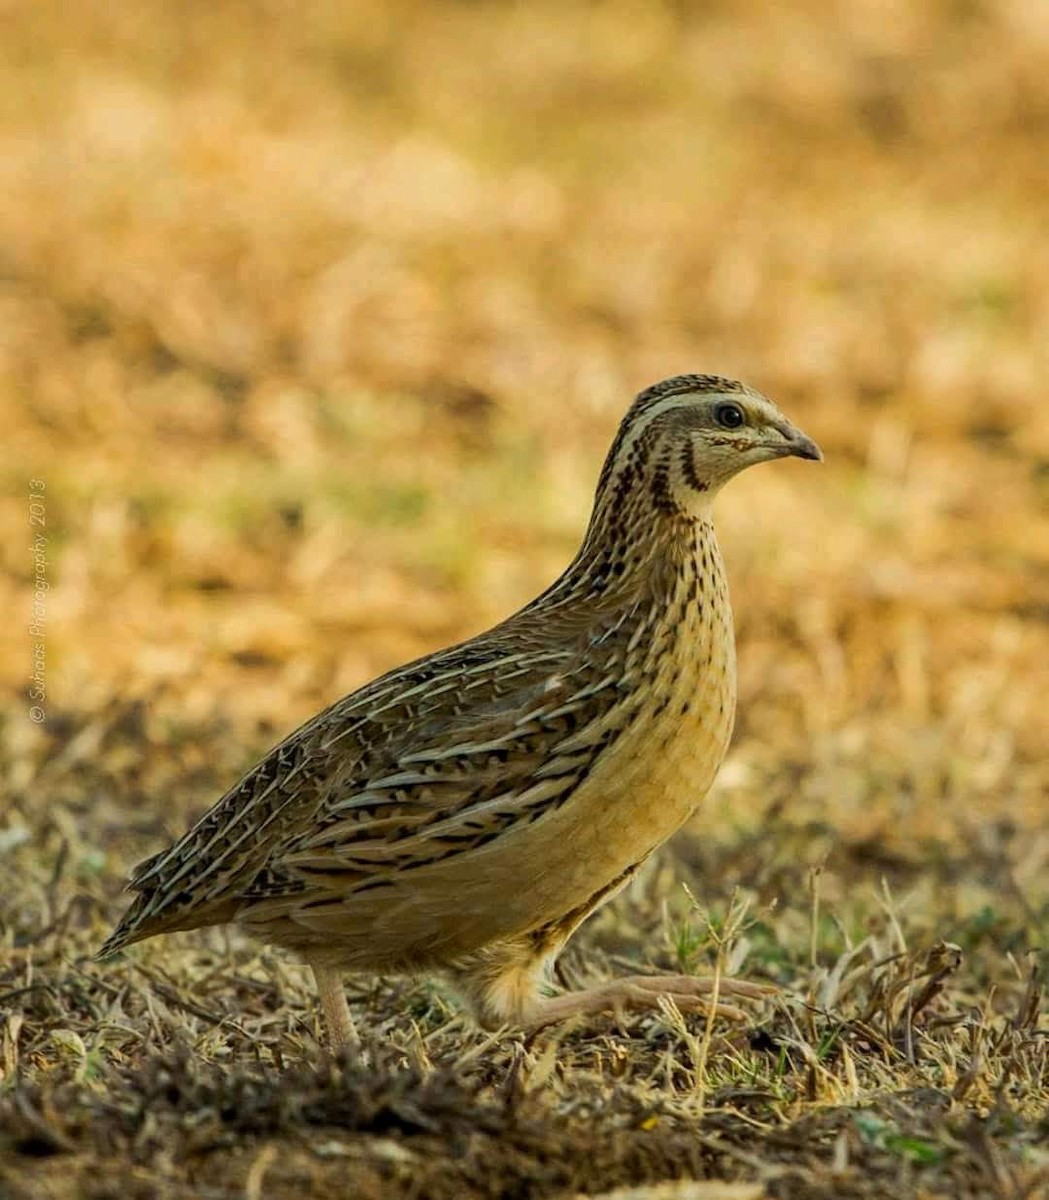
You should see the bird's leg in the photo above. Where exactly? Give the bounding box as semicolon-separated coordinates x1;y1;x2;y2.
311;961;359;1055
525;974;775;1030
458;945;775;1032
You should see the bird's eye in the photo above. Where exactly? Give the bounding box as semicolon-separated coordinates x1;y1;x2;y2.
714;402;746;430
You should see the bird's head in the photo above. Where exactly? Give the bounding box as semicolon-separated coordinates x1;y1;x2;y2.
596;374;821;519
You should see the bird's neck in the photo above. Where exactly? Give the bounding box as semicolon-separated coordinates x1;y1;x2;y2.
544;494;722;614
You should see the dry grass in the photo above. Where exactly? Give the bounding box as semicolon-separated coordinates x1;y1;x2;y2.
1;1;1047;1197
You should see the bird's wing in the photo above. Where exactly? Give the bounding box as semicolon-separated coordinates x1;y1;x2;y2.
99;619;635;951
277;645;630;888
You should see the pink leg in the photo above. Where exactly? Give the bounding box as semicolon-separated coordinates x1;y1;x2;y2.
310;961;359;1056
526;974;774;1030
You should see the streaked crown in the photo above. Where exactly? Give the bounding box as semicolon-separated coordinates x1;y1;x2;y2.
593;374;821;520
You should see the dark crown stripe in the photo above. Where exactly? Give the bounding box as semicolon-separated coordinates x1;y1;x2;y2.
632;374;745;413
597;374;743;493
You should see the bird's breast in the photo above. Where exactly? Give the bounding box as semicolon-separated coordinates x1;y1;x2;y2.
507;543;738;930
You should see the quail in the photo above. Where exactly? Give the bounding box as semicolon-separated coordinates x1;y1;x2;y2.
99;375;821;1054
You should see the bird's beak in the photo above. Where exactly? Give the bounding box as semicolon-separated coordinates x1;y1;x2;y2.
771;420;823;462
788;429;823;462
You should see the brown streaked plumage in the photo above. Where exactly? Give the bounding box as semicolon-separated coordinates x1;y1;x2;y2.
98;374;821;1054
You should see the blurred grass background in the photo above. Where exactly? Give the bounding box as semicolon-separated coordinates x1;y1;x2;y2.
3;0;1045;834
0;2;1047;1193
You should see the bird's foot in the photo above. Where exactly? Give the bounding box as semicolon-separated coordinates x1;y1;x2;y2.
527;973;775;1030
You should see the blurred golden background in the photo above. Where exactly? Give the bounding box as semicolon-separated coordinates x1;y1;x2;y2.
2;0;1047;896
1;5;1048;1195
